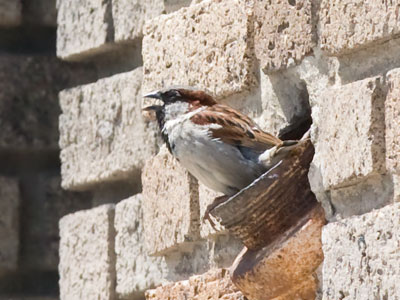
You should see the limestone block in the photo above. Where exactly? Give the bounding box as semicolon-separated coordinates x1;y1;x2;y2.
56;0;114;61
57;0;191;61
112;0;191;43
115;194;168;300
24;0;57;26
312;76;386;190
161;234;243;282
21;174;91;271
386;68;400;174
0;0;21;26
254;0;314;72
329;175;394;219
59;68;159;191
393;174;400;203
231;205;325;300
320;0;400;55
59;204;116;300
142;0;257;100
145;268;245;300
142;145;200;255
322;203;400;299
0;176;19;275
0;55;96;151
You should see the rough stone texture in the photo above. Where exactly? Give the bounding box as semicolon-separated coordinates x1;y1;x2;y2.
112;0;191;43
0;0;21;26
59;68;159;191
254;0;314;72
199;183;224;237
322;203;400;300
145;268;245;300
57;0;192;60
142;145;199;255
59;204;116;300
320;0;400;55
56;0;114;61
312;76;387;190
112;0;163;43
394;174;400;203
115;194;168;300
161;234;243;282
0;55;96;151
231;205;325;300
24;0;57;26
142;0;257;100
386;68;400;174
329;175;394;220
21;173;92;271
0;176;19;275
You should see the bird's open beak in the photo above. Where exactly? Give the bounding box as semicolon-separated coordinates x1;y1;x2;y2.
143;90;162;99
142;105;162;121
142;105;159;112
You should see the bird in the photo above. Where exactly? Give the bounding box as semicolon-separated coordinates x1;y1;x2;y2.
143;87;299;224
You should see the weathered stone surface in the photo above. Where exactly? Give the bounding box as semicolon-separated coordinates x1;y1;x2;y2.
59;204;116;300
115;194;168;299
112;0;162;43
112;0;191;43
24;0;57;26
0;55;96;151
0;0;21;26
161;234;243;282
59;68;159;191
142;0;257;100
322;203;400;299
231;205;325;300
329;174;394;219
394;174;400;203
0;176;19;275
254;0;314;72
142;145;199;255
320;0;400;55
145;268;245;300
21;173;91;271
57;0;114;60
312;76;386;190
57;0;192;60
386;68;400;174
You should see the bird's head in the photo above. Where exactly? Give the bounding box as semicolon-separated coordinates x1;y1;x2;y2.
143;87;217;124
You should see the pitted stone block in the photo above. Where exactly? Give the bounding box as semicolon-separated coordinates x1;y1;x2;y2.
320;0;400;55
142;145;200;255
312;76;386;189
322;203;400;299
142;0;257;100
115;194;168;299
386;68;400;174
59;68;159;190
59;205;116;300
254;0;314;72
0;176;19;275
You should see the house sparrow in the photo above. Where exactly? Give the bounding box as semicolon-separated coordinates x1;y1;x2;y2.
143;87;298;197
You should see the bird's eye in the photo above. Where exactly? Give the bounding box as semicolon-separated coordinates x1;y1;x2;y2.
164;90;181;101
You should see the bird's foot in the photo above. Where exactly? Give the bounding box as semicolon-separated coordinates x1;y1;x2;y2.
203;195;229;231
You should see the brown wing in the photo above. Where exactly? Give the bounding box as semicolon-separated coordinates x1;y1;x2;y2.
190;104;282;151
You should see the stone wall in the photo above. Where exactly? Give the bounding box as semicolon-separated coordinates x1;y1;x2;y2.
1;0;400;299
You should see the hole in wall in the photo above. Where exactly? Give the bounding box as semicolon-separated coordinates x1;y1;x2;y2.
277;80;312;141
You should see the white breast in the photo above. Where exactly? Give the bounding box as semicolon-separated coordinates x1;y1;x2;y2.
163;109;265;195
